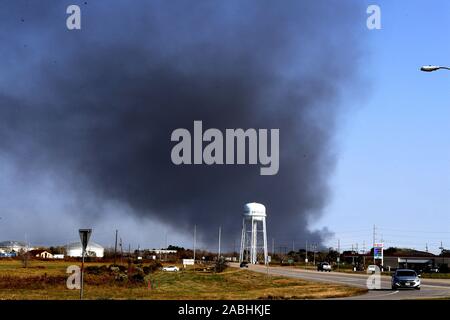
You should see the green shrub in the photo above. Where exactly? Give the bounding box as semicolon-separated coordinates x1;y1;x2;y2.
214;259;227;273
85;265;108;275
129;272;145;283
143;261;162;274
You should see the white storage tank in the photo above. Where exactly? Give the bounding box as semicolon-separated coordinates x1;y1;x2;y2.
244;202;266;220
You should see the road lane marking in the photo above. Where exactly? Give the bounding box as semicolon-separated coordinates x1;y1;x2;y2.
240;265;450;299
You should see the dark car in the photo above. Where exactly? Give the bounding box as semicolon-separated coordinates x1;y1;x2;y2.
392;269;421;290
240;261;249;268
423;266;439;273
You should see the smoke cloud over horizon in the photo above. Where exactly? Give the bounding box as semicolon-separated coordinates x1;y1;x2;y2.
0;1;367;248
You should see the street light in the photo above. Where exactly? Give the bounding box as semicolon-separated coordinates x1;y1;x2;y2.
420;65;450;72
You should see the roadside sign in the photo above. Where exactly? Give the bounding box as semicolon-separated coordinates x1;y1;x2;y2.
337;257;340;262
374;243;384;248
79;229;92;251
288;259;294;264
78;228;92;300
305;258;308;263
183;259;195;266
374;243;383;260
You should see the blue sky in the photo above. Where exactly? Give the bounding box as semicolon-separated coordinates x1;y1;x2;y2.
314;1;450;254
1;1;450;253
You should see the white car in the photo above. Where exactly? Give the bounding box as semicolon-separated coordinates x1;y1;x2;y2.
317;262;332;272
367;265;378;273
162;265;179;272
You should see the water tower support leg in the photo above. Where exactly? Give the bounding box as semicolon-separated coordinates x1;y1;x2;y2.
239;218;245;263
263;218;268;265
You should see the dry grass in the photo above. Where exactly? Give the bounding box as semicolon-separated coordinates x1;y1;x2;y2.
0;259;366;300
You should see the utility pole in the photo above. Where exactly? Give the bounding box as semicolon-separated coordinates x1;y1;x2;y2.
292;240;295;253
337;239;340;272
165;232;168;261
114;229;118;265
426;243;428;253
305;240;308;269
356;243;359;268
373;225;376;249
218;226;221;259
373;224;376;265
165;232;168;249
352;244;355;266
272;238;274;256
363;241;366;267
313;243;317;266
193;225;196;262
119;237;123;264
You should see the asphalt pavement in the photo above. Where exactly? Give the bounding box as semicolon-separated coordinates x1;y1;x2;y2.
230;263;450;300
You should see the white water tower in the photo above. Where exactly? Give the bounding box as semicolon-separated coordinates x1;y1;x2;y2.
239;202;268;265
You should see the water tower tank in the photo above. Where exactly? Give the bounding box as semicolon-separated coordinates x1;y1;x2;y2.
244;202;266;220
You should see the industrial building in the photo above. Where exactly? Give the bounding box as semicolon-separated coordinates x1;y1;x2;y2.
0;240;30;253
383;255;450;271
66;241;104;258
343;251;450;271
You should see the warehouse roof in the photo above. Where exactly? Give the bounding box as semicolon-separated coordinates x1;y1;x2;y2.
66;241;104;250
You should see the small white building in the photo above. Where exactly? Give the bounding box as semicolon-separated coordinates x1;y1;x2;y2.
29;250;53;259
66;241;104;258
149;249;177;255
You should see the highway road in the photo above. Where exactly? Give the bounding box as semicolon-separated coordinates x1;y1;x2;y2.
230;263;450;300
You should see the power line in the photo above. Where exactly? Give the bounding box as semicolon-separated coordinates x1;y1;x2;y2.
377;227;450;234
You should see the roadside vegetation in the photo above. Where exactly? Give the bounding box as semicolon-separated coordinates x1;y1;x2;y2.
0;259;366;300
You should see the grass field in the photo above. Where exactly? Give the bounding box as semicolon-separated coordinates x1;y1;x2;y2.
0;260;366;300
420;273;450;279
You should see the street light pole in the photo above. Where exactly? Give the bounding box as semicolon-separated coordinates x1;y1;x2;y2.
78;229;92;300
421;65;450;72
80;245;85;300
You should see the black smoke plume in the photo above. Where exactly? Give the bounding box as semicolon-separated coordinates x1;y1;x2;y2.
0;1;366;247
